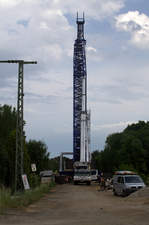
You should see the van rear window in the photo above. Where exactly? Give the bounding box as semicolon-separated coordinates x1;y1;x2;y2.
125;176;142;183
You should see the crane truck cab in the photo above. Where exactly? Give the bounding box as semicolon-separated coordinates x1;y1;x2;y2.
73;161;91;185
113;171;146;196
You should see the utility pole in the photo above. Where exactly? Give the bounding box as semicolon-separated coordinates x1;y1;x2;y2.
0;60;37;192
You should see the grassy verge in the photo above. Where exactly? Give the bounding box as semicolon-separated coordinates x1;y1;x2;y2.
0;182;55;214
0;187;12;214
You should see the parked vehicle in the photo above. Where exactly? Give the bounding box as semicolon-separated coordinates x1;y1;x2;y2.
40;170;54;184
73;162;91;185
90;169;98;182
73;169;91;185
113;171;146;196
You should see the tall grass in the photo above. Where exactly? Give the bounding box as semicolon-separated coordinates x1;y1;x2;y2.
0;187;11;214
0;182;55;214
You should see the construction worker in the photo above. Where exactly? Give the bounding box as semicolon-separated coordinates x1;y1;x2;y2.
100;176;106;191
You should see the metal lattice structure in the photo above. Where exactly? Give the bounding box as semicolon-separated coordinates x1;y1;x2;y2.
0;60;37;192
73;14;87;162
15;61;24;191
15;61;37;192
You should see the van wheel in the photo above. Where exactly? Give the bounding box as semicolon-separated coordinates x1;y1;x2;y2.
122;190;126;197
74;181;78;185
113;189;117;196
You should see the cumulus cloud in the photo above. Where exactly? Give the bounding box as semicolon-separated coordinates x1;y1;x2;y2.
0;0;21;7
94;121;136;130
87;46;97;53
0;0;125;64
0;0;126;152
0;3;73;63
115;11;149;48
57;0;124;20
86;46;103;62
0;0;125;99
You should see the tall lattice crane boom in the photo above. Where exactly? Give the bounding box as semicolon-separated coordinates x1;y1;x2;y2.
73;14;89;162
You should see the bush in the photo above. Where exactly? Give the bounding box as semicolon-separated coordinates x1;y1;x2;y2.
145;177;149;186
28;174;40;188
140;174;149;185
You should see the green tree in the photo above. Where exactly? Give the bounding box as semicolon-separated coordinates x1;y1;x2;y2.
0;104;30;189
92;121;149;177
0;105;17;187
91;150;101;169
26;140;50;174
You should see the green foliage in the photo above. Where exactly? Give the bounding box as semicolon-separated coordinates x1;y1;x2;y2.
145;176;149;186
0;105;16;142
48;157;60;172
0;188;11;214
12;182;55;208
116;163;135;172
0;104;53;191
91;150;102;169
28;174;40;188
26;140;50;174
0;104;31;189
91;121;149;178
0;105;17;187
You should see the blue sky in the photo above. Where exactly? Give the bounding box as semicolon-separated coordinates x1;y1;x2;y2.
0;0;149;158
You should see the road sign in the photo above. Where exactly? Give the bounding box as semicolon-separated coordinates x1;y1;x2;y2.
31;164;37;172
22;174;30;190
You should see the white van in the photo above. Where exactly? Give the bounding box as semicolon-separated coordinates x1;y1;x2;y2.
113;171;146;196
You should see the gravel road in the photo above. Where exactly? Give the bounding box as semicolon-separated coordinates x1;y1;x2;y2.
0;183;149;225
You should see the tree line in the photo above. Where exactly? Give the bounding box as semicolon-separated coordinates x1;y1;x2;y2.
1;104;149;189
91;121;149;181
0;104;59;190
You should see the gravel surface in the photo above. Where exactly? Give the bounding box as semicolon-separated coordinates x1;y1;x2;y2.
0;183;149;225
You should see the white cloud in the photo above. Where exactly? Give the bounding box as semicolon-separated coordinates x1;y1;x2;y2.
0;0;128;153
0;0;125;94
55;0;125;20
93;121;136;130
87;46;97;53
86;46;104;62
0;0;20;7
0;0;125;63
0;0;125;20
115;11;149;48
58;0;124;19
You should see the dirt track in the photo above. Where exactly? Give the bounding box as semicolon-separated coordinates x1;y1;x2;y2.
0;183;149;225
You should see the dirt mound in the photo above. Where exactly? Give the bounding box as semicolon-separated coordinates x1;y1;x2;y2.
127;187;149;198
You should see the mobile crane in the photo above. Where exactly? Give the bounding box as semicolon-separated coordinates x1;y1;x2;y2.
73;14;91;185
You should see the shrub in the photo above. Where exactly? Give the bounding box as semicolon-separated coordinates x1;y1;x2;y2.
28;174;40;188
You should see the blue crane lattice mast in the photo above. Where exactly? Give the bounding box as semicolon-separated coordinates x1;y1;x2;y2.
73;13;87;162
